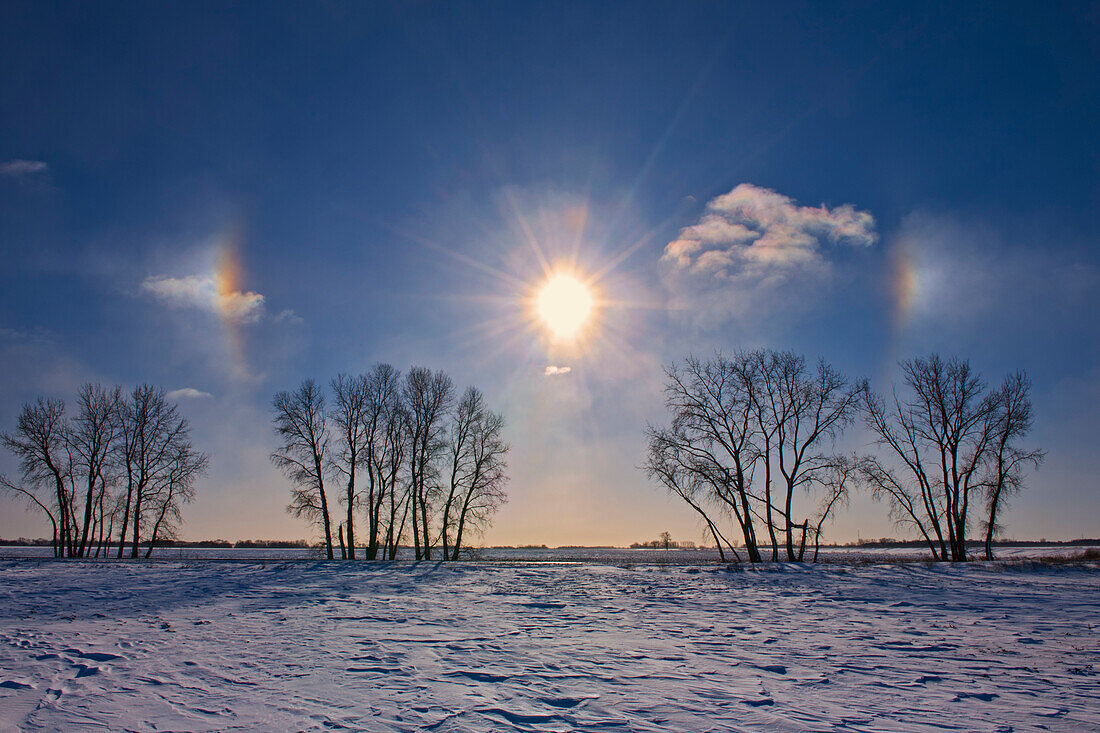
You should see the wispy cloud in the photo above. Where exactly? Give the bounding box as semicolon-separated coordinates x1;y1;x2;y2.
141;274;266;324
544;365;572;376
166;387;213;400
662;183;877;329
0;159;49;177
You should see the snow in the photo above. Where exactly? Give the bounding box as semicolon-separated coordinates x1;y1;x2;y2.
0;560;1097;731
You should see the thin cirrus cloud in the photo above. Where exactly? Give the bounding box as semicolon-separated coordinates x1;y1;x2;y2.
141;274;266;324
662;183;877;329
544;365;572;376
0;159;49;176
166;387;213;400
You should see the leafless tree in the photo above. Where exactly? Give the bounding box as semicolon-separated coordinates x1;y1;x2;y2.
980;372;1044;560
862;355;1040;561
808;455;863;561
67;384;122;557
447;403;508;559
403;367;453;560
272;379;335;559
115;386;197;558
143;441;207;557
750;353;864;561
646;354;765;562
645;351;863;563
330;373;370;559
114;387;187;557
362;364;404;559
1;398;70;556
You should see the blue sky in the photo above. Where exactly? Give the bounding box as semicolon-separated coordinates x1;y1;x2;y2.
1;1;1098;544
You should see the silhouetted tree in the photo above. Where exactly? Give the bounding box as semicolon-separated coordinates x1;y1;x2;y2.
981;372;1044;560
68;384;122;557
403;367;453;560
448;402;508;559
272;380;335;559
330;373;370;559
0;399;69;556
115;386;195;558
862;355;1040;561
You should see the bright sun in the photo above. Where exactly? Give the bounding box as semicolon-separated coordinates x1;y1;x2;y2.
536;273;593;340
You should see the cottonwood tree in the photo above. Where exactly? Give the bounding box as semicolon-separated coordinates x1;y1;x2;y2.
807;455;864;561
446;399;508;559
749;352;864;561
115;386;203;558
0;399;70;556
68;384;122;557
272;380;335;559
362;364;404;559
142;440;207;557
861;355;1041;561
644;350;863;563
2;385;204;557
981;372;1044;560
645;354;765;562
403;367;453;560
330;373;370;559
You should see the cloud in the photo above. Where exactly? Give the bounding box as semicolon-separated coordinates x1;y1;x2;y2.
661;183;877;329
141;274;266;324
0;159;49;177
544;365;572;376
166;387;213;400
665;183;877;274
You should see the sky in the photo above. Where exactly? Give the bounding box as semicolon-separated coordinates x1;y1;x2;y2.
1;1;1098;546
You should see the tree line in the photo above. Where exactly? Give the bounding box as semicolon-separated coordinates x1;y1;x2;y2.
0;385;208;558
645;351;1042;563
271;364;509;561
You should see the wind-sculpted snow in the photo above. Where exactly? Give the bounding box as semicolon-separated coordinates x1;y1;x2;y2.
0;561;1096;731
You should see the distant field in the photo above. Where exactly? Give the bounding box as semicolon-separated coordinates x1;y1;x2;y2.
0;559;1097;731
0;544;1096;563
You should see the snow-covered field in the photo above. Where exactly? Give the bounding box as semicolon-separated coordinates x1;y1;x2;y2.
0;560;1097;732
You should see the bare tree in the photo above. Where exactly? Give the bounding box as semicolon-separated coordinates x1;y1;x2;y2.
808;455;863;561
441;386;483;559
752;353;864;561
645;351;863;564
646;354;764;562
67;384;122;557
330;373;370;559
862;355;1037;561
272;380;335;559
1;399;70;556
403;367;453;560
644;425;741;561
448;404;508;559
981;372;1043;560
143;441;207;557
115;386;193;558
362;364;404;559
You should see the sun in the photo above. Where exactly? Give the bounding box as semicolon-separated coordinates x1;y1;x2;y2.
536;273;593;340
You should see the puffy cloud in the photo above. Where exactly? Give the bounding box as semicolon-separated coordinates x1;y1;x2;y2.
0;159;48;176
141;274;266;324
166;387;213;400
661;183;877;330
664;183;877;275
544;365;572;376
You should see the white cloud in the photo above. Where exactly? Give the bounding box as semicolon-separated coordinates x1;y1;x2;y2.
662;183;877;329
544;365;572;376
0;159;48;176
665;183;877;275
166;387;213;400
141;274;266;324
